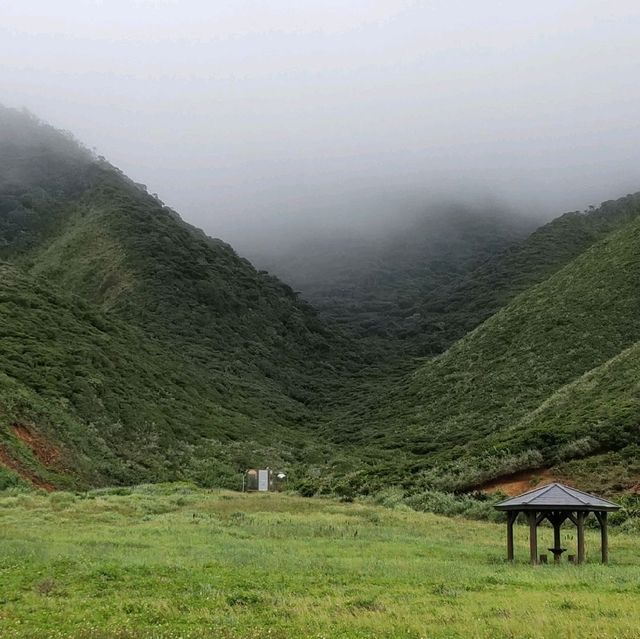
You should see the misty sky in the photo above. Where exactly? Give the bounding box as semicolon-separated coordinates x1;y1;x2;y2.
2;1;640;249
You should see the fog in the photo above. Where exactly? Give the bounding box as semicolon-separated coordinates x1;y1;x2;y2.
2;1;640;251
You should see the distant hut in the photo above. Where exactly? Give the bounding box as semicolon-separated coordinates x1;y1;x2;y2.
494;483;620;564
243;468;287;492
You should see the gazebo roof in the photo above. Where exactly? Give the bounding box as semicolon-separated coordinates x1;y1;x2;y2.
494;482;620;512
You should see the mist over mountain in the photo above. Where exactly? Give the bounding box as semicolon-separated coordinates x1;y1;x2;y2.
0;105;373;489
249;203;538;345
329;190;640;496
3;1;640;248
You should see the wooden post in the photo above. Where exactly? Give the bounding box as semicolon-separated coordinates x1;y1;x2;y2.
576;511;586;564
596;511;608;564
507;511;516;561
528;511;538;565
553;512;562;563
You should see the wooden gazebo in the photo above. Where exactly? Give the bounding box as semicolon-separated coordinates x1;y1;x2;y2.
494;483;620;564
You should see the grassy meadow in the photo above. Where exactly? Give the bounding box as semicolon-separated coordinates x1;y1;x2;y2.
0;485;639;639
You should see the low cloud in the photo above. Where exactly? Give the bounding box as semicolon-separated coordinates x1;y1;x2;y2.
2;1;640;250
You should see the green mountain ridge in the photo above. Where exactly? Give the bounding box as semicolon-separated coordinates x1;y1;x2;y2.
330;206;640;493
0;106;371;489
2;104;640;497
412;194;640;352
0;259;325;489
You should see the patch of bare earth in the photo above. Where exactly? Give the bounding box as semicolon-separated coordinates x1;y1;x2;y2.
12;424;62;466
0;446;55;491
478;469;566;497
0;424;63;491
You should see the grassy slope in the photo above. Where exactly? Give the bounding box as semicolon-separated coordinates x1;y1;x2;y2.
331;211;640;489
0;106;374;488
415;194;640;351
0;487;639;639
0;262;331;489
24;169;366;410
501;341;640;494
503;341;640;453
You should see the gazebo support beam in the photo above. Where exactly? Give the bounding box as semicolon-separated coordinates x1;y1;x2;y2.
507;511;517;561
552;512;562;563
595;511;608;564
527;511;538;565
576;511;586;564
536;512;550;526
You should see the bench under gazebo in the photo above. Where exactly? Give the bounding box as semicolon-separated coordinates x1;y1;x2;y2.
494;483;620;564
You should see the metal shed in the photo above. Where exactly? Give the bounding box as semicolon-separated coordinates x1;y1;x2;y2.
494;483;620;564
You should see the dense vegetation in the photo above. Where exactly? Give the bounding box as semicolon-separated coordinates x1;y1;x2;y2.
410;195;640;353
256;195;640;358
2;104;640;499
326;202;640;494
0;261;337;489
0;105;377;490
252;206;534;349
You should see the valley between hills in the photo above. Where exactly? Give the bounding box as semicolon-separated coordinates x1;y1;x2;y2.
2;104;640;504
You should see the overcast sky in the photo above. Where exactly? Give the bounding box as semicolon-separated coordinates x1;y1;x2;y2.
2;1;640;249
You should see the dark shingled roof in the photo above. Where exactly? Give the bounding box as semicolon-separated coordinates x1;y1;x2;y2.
494;483;620;511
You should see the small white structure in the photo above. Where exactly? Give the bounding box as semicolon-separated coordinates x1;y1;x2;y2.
243;468;287;492
258;469;269;492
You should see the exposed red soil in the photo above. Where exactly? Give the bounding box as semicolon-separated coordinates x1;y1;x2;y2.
12;423;62;466
478;468;567;496
0;445;55;492
0;423;64;491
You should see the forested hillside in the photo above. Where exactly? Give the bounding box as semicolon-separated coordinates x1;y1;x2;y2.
412;195;640;352
0;262;296;489
328;202;640;494
3;104;640;497
0;106;371;489
252;206;533;347
256;195;640;357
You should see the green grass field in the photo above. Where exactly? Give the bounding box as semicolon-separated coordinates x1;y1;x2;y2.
0;485;639;639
